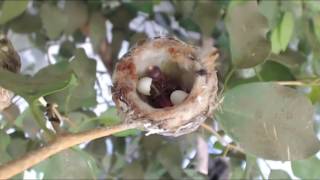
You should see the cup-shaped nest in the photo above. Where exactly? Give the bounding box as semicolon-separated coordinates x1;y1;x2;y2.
0;37;21;111
112;37;219;137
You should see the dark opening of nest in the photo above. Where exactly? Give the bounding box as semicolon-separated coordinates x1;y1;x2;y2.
137;62;195;109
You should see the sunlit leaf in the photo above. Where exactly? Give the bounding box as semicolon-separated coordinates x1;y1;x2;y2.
280;12;294;51
309;86;320;104
292;156;320;179
226;1;271;68
216;82;320;160
0;0;29;24
271;12;295;54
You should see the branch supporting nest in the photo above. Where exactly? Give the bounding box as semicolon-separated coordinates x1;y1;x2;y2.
0;122;142;179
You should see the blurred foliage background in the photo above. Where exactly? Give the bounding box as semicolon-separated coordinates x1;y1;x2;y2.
1;0;320;179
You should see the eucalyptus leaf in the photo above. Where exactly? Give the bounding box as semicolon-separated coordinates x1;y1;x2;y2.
271;12;295;54
46;49;96;112
292;156;320;179
63;1;88;34
157;144;183;179
0;130;10;151
0;0;29;25
268;49;306;72
280;12;294;51
226;1;271;68
216;82;320;160
192;1;221;36
0;61;74;102
258;0;281;29
268;170;291;180
99;107;139;137
121;161;144;179
9;13;42;34
89;13;106;52
40;3;67;39
33;149;98;179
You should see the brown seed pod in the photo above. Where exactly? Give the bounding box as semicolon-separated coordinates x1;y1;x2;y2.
112;37;219;137
0;37;21;111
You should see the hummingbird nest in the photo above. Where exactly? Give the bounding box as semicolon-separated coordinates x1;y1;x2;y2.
112;37;219;137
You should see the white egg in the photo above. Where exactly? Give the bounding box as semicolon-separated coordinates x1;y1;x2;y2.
137;77;152;96
170;90;188;105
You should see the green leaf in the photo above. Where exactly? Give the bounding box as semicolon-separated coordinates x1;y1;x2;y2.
309;86;320;104
0;0;29;24
280;12;294;51
192;1;221;36
268;49;306;72
0;130;10;152
63;1;88;34
68;112;98;133
268;170;291;179
7;138;28;159
144;161;166;179
40;3;67;39
9;12;42;34
0;61;74;102
292;156;320;179
216;82;320;160
15;108;40;139
259;61;295;81
121;161;144;179
226;1;271;68
313;15;320;43
89;13;106;52
271;26;282;54
244;156;261;179
99;108;139;137
258;0;281;29
46;49;96;112
184;169;206;180
157;144;183;179
271;12;295;54
33;149;98;179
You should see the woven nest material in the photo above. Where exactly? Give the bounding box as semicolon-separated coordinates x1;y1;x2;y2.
112;37;219;137
0;37;21;111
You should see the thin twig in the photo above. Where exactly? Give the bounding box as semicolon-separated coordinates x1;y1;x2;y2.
0;122;143;179
200;123;244;153
276;79;320;86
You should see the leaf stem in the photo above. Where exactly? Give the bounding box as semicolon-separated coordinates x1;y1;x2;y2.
200;123;244;153
223;67;236;91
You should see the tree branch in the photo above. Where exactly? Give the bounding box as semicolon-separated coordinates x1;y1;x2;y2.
0;122;143;179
